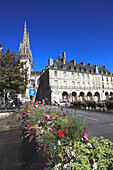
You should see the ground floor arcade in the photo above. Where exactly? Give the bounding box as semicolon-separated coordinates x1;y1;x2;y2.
51;89;113;103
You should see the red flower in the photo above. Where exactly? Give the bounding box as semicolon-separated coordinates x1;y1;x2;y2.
49;130;52;133
72;124;75;127
84;126;87;129
57;130;63;137
59;126;61;128
63;128;65;132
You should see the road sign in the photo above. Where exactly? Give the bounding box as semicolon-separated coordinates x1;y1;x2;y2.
29;89;36;96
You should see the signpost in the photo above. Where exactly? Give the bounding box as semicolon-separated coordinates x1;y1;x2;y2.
29;89;36;96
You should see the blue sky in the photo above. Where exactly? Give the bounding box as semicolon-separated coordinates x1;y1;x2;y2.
0;0;113;73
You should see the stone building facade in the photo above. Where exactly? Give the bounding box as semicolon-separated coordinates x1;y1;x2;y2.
38;52;113;103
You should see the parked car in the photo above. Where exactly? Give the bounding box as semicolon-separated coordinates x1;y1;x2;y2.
58;100;70;107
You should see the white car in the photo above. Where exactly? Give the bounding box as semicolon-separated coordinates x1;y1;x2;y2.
58;100;70;107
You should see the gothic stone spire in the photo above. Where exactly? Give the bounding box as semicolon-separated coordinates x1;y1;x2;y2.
23;21;27;43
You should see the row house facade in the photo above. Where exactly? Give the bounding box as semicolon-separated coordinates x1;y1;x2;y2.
38;52;113;103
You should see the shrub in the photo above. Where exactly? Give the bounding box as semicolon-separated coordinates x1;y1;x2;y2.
105;101;113;112
87;101;96;110
53;137;113;170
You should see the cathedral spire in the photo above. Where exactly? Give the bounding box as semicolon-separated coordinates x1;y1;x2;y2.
27;30;30;48
23;21;27;43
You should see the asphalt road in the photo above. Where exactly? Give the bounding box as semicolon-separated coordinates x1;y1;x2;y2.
68;108;113;142
44;105;113;142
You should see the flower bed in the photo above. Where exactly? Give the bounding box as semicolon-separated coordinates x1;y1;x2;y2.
21;103;113;170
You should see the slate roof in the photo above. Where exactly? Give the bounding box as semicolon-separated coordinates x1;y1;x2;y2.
50;56;112;76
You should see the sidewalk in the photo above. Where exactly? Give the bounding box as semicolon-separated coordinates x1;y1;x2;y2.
0;128;23;170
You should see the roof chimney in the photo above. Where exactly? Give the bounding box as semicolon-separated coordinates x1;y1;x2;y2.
87;63;91;67
62;52;66;64
70;59;76;65
48;58;53;66
102;65;106;69
80;61;85;66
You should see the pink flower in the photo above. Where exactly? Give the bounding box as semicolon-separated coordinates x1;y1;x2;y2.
44;115;47;118
83;133;88;138
50;115;54;118
39;119;44;122
83;133;88;141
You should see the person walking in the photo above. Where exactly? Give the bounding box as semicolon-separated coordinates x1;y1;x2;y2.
35;101;39;108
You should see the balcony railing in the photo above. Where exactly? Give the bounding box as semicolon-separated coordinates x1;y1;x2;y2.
50;85;113;90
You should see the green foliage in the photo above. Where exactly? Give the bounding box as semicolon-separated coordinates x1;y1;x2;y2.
0;49;28;97
105;101;113;111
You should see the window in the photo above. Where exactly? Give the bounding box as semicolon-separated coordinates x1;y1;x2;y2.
54;80;58;87
87;74;89;79
54;71;57;77
107;83;109;89
88;82;90;88
64;72;66;77
72;81;75;88
72;73;74;78
77;82;80;87
82;74;84;79
102;76;104;81
64;81;67;87
77;73;79;79
102;83;104;89
82;82;85;88
111;84;113;89
106;77;108;82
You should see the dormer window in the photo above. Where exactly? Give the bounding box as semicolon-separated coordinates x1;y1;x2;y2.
84;68;86;72
71;66;74;70
76;67;79;71
54;64;57;69
61;65;66;69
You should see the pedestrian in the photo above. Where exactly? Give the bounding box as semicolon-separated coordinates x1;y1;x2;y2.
35;101;39;108
42;99;45;106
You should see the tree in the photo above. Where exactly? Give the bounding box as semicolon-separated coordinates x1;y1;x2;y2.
0;49;28;100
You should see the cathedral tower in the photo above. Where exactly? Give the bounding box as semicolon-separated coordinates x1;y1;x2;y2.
19;21;33;81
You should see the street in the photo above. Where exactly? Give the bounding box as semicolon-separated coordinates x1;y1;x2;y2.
48;105;113;142
69;108;113;142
